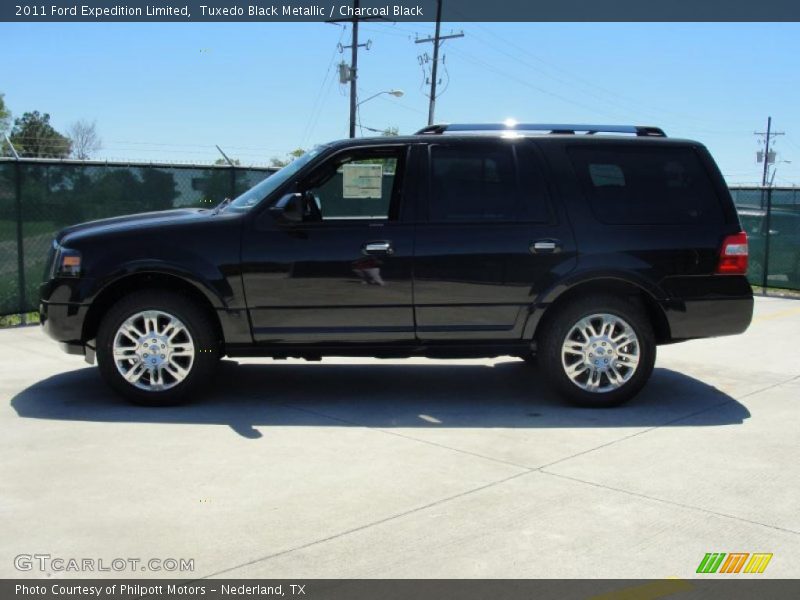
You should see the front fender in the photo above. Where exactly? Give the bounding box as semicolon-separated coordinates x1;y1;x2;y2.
88;257;232;310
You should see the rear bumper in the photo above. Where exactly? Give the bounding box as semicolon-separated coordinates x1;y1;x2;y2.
665;295;754;341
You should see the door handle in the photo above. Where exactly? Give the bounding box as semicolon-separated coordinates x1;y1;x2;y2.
530;239;562;254
363;241;394;255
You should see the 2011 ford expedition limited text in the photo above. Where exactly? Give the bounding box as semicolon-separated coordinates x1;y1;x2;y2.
39;123;753;407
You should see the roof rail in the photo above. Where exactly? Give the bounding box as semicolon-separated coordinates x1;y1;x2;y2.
414;123;667;137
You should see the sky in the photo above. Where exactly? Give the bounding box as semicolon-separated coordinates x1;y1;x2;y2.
2;21;800;184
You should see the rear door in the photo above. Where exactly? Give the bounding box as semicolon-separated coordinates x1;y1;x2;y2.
413;139;577;340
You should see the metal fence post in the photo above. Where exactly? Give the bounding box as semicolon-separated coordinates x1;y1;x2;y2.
13;160;27;323
761;186;773;292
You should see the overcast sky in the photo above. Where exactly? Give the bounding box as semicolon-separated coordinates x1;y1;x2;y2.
3;22;800;184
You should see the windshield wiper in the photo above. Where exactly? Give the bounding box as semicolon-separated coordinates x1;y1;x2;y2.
213;197;232;215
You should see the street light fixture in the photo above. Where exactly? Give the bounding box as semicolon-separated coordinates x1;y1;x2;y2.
357;89;404;107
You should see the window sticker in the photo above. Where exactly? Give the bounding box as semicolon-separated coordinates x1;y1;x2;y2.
343;163;383;198
589;163;626;187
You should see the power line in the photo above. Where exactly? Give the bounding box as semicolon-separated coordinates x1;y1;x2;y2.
446;46;631;120
301;25;347;147
459;21;748;133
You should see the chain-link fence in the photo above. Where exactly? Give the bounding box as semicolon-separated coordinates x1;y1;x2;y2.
1;158;799;318
0;158;275;318
730;187;800;291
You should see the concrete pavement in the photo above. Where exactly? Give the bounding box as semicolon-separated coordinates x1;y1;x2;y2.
1;295;798;579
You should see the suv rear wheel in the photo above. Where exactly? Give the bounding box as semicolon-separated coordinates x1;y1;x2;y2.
96;290;219;406
538;295;656;407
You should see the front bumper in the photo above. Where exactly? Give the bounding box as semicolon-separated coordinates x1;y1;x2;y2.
40;300;96;363
40;299;90;343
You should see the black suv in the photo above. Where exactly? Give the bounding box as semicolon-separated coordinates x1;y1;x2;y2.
40;123;753;407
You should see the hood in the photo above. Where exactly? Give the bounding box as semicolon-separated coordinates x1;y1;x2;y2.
57;208;211;245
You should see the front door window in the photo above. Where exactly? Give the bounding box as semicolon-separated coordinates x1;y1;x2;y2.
302;151;403;222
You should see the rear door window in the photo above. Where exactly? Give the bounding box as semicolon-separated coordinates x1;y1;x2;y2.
428;143;550;223
568;145;723;225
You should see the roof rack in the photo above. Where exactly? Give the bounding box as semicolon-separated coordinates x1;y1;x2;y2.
414;123;667;137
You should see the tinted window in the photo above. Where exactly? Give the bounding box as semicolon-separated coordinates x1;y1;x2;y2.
303;150;402;220
515;145;552;223
228;146;326;211
429;144;549;223
568;145;723;225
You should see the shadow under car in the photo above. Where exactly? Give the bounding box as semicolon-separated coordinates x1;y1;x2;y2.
10;359;749;439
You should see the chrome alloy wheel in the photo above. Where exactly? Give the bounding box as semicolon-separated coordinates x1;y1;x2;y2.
112;310;195;391
561;313;640;393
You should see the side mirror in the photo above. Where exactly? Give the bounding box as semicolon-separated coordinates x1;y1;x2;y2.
269;192;303;223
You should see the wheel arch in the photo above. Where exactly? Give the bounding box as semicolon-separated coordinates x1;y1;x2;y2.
82;271;224;347
525;276;672;345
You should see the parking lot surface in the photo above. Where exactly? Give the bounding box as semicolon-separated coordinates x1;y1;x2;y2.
1;295;799;579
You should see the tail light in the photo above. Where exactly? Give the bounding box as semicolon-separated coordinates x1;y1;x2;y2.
716;232;748;275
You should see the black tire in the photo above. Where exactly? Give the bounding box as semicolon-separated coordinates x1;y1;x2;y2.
96;290;220;406
537;294;656;408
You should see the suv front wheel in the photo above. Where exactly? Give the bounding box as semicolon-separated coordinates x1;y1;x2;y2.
96;290;219;406
538;295;656;407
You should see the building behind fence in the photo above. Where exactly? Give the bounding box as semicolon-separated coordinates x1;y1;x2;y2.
1;157;799;317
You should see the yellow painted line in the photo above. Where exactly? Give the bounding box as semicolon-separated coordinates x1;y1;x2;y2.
589;578;693;600
752;305;800;322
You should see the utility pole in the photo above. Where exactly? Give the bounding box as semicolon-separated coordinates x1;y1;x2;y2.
415;0;464;126
348;3;360;139
761;117;772;187
755;116;784;187
754;117;786;291
328;0;379;138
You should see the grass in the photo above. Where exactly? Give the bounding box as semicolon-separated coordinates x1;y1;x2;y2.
0;311;39;328
751;286;800;299
0;219;57;242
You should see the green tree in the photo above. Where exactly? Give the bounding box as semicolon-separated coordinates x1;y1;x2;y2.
381;126;399;137
0;93;10;156
270;147;305;168
214;157;241;166
10;111;72;158
0;93;10;135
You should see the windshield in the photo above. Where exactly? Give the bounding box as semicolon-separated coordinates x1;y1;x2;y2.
226;146;327;211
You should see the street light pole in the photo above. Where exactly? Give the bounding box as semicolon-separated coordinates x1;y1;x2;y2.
354;90;404;136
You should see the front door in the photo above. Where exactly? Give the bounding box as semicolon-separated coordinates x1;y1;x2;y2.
413;140;577;340
241;145;416;344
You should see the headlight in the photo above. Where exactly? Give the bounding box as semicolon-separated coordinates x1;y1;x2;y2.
53;245;82;277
